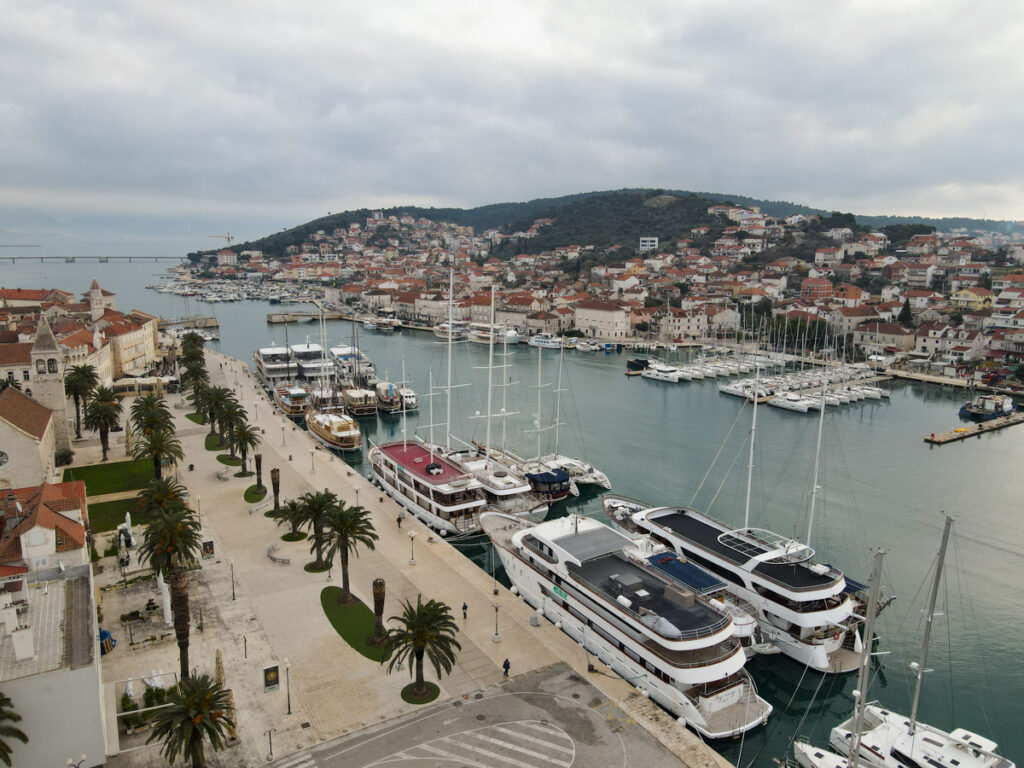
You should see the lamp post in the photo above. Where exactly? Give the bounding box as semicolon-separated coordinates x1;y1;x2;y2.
229;558;235;601
66;755;88;768
196;495;202;528
310;448;315;473
281;424;285;447
355;487;359;508
492;603;501;643
283;658;292;715
265;728;276;760
408;529;417;565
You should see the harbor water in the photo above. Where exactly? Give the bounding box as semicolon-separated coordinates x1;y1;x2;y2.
11;261;1023;766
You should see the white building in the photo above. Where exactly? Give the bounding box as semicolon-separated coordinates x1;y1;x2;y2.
638;237;659;253
574;300;630;338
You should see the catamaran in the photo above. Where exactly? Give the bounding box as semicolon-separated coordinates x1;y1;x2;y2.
481;511;773;738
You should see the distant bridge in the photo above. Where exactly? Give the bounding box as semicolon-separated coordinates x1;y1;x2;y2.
2;255;186;263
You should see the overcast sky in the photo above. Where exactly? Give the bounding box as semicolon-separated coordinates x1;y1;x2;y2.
2;0;1022;255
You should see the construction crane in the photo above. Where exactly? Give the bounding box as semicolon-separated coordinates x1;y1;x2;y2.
207;233;234;247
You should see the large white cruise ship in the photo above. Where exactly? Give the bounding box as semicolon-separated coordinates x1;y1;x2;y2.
290;339;333;382
481;512;773;739
253;345;297;390
603;496;863;674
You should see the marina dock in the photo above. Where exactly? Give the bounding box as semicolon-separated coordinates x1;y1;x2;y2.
924;411;1024;444
266;311;352;323
157;315;219;329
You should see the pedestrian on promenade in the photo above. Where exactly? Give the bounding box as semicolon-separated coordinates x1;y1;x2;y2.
502;658;510;677
396;514;402;529
462;602;468;620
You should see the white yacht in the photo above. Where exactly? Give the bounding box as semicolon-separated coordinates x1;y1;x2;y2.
290;339;333;382
329;345;377;386
253;345;297;390
768;391;815;413
467;322;521;346
433;321;469;341
443;446;549;522
399;386;419;411
369;439;487;534
482;512;773;739
641;361;683;383
603;496;863;674
528;332;563;349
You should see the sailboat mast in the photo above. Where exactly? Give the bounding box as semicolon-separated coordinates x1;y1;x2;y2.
484;286;496;459
806;355;829;547
428;367;435;461
535;347;543;461
553;344;565;454
445;269;454;452
849;548;886;768
401;356;408;450
500;325;509;452
908;514;954;735
743;363;760;529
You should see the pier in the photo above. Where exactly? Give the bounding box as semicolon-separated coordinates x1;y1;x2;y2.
266;311;352;323
924;411;1024;445
158;315;219;330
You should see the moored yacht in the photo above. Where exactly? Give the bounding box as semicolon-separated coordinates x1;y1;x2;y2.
304;409;362;453
342;387;377;416
528;332;563;349
433;321;469;341
375;380;403;415
603;496;863;674
467;322;522;346
443;446;549;522
769;391;815;413
253;345;297;390
273;383;311;420
290;339;333;382
481;512;773;738
369;439;487;534
399;386;419;411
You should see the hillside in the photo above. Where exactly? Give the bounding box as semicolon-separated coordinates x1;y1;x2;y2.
206;188;1023;260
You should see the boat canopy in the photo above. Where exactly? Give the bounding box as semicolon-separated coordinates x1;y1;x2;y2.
718;527;816;565
647;552;727;595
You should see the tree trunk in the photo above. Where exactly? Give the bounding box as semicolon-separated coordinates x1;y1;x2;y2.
255;454;263;490
169;566;191;681
208;410;217;436
340;549;350;602
154;455;163;480
271;468;280;512
100;427;109;461
414;649;426;695
241;447;247;473
372;579;386;642
74;395;83;438
314;522;324;568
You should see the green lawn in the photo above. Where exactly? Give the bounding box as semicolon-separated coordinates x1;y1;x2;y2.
186;413;205;425
205;434;227;451
64;459;154;496
320;587;390;662
243;485;267;503
217;454;242;466
401;682;440;705
88;496;147;533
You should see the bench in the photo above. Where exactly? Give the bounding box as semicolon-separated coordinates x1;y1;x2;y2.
216;468;232;481
249;500;272;516
266;544;290;565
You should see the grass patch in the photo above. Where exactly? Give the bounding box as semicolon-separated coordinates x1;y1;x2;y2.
185;413;205;425
63;459;154;496
304;561;330;573
401;682;440;705
282;531;307;542
243;485;267;503
204;434;227;451
320;587;390;662
234;470;254;478
217;454;242;466
88;496;146;533
264;510;278;518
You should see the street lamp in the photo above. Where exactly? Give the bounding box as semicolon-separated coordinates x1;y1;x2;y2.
196;495;202;528
283;657;292;715
408;529;417;565
265;728;277;760
229;558;235;601
67;755;88;768
492;603;501;643
310;448;315;473
281;424;285;446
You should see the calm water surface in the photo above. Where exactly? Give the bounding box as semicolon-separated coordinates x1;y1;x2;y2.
11;261;1023;766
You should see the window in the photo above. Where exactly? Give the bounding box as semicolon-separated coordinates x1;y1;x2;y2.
47;358;58;373
5;372;12;382
35;360;45;374
22;370;29;381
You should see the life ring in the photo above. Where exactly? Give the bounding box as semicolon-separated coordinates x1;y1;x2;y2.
833;631;841;641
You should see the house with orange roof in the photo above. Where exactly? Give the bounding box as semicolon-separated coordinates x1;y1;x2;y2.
0;481;88;571
0;387;56;488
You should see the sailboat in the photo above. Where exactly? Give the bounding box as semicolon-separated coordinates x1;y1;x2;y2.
807;515;1016;768
304;312;361;453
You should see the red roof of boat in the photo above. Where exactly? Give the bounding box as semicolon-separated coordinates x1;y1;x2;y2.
379;442;465;485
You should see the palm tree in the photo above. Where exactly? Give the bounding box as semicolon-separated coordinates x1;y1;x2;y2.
132;427;184;480
0;380;21;393
180;331;205;356
131;393;173;436
64;364;99;439
0;692;28;767
138;477;189;515
83;385;124;461
230;422;261;473
218;399;246;456
138;508;202;682
298;490;339;570
273;498;305;537
382;596;461;698
187;380;212;424
322;503;378;603
180;363;209;409
204;386;235;438
147;674;233;768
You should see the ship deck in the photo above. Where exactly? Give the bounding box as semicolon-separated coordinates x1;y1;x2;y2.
378;442;467;486
654;511;839;590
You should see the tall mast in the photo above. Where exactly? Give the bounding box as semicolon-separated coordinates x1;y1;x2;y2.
553;344;565;454
806;354;828;547
849;548;886;768
484;286;496;459
535;347;543;461
908;514;954;735
445;269;454;451
500;324;509;452
743;362;760;529
427;367;435;461
401;356;408;450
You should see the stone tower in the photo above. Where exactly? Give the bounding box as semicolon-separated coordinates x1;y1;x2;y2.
88;279;105;322
30;315;71;451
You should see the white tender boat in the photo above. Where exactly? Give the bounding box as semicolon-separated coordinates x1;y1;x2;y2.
769;391;815;412
528;332;563;349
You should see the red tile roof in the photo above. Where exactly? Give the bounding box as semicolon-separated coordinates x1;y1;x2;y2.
0;387;53;439
0;342;32;366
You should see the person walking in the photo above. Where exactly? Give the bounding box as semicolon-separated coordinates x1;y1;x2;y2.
396;514;402;529
462;602;468;620
502;658;510;677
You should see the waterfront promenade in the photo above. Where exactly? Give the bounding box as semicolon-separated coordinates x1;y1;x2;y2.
102;347;733;768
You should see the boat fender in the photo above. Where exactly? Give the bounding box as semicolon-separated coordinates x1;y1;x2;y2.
833;630;840;641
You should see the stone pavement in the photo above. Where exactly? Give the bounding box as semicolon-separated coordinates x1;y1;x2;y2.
96;349;730;768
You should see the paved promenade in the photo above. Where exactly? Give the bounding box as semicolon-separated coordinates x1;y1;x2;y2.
99;349;731;768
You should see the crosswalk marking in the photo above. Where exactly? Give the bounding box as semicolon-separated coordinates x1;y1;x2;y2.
273;753;316;768
463;731;571;766
493;725;575;755
438;736;550;767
